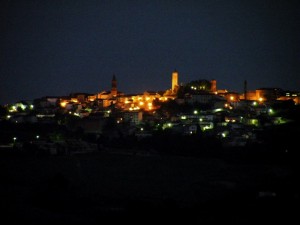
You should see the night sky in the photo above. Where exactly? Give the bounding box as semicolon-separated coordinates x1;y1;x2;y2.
1;0;299;104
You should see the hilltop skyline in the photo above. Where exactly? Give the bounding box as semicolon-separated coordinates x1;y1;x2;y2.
1;0;299;104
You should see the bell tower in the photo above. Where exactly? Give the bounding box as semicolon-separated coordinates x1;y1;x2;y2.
111;74;117;97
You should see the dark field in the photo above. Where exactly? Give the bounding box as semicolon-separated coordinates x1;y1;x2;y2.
0;148;298;224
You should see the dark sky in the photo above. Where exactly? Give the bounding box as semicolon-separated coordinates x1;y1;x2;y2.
1;0;299;104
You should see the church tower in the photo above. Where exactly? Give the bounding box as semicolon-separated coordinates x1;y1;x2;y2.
111;74;117;97
210;79;217;93
172;69;178;93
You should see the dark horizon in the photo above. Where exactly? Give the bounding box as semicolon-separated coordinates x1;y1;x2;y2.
1;0;299;104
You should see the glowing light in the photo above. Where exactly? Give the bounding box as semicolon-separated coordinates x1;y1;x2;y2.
60;101;68;108
193;110;198;114
268;108;274;114
214;108;223;113
71;98;78;103
9;105;17;112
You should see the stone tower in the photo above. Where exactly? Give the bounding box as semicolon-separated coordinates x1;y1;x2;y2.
172;69;178;93
111;74;117;97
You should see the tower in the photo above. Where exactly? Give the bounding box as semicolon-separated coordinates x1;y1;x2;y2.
210;79;217;93
111;74;117;97
172;69;178;93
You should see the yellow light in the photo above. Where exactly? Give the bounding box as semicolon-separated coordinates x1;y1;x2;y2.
230;96;234;101
60;101;68;107
71;98;78;103
258;97;263;102
139;102;144;106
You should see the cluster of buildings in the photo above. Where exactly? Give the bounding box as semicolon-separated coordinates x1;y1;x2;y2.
2;70;300;150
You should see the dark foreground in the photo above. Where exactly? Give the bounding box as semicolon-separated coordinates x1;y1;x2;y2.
0;148;298;224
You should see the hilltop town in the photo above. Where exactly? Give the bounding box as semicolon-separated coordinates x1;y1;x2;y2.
0;70;300;156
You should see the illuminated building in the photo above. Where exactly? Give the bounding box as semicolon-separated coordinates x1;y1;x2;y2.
210;79;217;93
240;88;284;102
172;69;179;94
118;91;161;111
